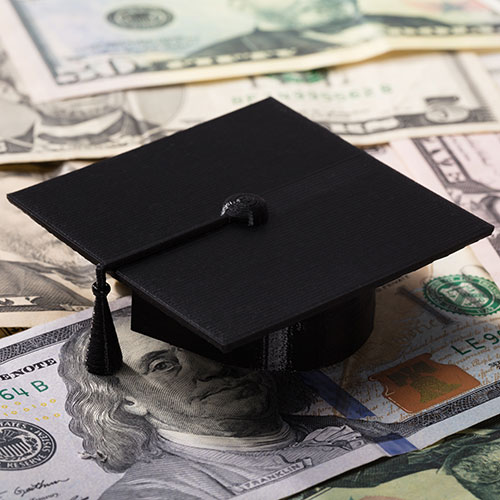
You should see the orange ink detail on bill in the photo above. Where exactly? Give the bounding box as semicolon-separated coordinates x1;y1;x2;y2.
370;353;480;413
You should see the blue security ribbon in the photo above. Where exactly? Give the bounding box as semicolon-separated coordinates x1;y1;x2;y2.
300;370;416;455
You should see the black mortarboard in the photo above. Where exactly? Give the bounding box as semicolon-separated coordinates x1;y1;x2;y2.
7;99;493;375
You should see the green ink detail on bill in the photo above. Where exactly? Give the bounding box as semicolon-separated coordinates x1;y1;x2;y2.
107;7;173;30
424;274;500;316
265;70;328;84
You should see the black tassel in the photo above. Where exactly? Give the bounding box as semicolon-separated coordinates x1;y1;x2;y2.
86;265;123;375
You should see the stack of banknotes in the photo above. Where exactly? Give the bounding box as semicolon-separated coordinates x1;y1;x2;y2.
2;1;500;498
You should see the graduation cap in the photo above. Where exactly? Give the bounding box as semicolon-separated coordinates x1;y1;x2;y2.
7;99;493;375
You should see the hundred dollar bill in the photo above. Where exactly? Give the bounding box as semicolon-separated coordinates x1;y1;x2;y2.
2;245;500;499
391;134;500;287
2;0;500;101
2;50;500;164
293;415;500;499
0;163;125;327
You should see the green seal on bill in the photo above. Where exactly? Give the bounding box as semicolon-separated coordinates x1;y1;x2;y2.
107;7;173;30
424;274;500;316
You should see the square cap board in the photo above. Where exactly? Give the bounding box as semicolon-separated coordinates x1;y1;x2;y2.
7;98;493;353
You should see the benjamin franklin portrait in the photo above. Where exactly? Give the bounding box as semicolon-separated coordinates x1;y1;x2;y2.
59;312;404;499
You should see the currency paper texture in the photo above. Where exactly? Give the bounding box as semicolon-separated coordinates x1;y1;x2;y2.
178;51;500;145
480;51;500;88
1;246;500;499
1;49;500;164
0;163;124;327
2;0;500;101
392;134;500;287
292;415;500;499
